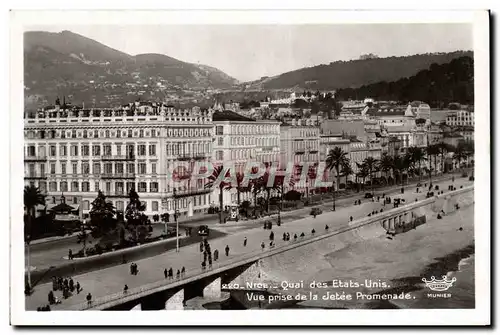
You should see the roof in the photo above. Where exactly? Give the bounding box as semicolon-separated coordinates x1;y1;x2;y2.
212;110;255;122
366;107;406;116
48;202;78;213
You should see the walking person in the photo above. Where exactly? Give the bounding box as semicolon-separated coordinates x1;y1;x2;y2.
208;258;213;269
286;232;290;241
48;291;55;305
168;268;173;280
68;249;73;260
243;237;247;247
261;242;265;250
176;269;180;279
269;231;274;242
69;278;74;292
214;249;219;261
86;293;92;307
76;282;81;294
181;267;185;277
225;245;230;257
294;234;297;241
283;232;287;241
123;284;128;294
311;229;316;235
164;268;168;279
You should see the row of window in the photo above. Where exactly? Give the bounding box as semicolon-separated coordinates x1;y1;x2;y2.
27;162;158;176
25;127;212;140
38;181;161;193
215;125;279;136
26;143;156;158
227;136;279;147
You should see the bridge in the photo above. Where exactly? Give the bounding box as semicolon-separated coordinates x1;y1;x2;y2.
38;185;473;311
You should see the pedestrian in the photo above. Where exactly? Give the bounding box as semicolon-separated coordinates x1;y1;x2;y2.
325;225;329;230
63;278;69;289
208;259;213;269
270;241;274;248
169;268;173;279
76;282;81;294
130;263;134;275
86;293;92;307
269;231;274;241
294;234;297;241
416;187;419;193
63;287;69;299
350;216;353;222
69;278;74;292
181;267;185;277
135;263;139;275
286;232;290;241
243;237;247;247
214;249;219;261
176;269;180;279
261;242;265;250
225;245;230;257
300;232;305;238
283;232;287;241
201;261;206;270
52;276;57;291
203;250;208;262
200;241;204;253
377;196;380;202
68;249;73;260
123;284;128;294
311;229;315;235
48;291;55;305
164;268;168;279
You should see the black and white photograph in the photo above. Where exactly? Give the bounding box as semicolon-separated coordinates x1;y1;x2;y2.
9;9;490;326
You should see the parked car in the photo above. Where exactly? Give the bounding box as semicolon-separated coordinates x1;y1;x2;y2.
364;192;373;198
310;207;323;216
198;225;210;236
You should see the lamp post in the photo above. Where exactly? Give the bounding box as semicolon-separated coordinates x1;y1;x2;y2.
173;188;179;252
26;235;31;291
332;182;336;211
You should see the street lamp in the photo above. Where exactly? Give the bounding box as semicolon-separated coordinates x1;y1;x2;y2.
173;188;179;252
332;182;336;211
25;235;31;292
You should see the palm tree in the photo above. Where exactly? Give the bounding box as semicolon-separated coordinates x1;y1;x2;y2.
261;171;280;213
379;153;394;185
326;147;350;209
426;144;440;179
204;165;231;224
407;146;426;181
392;154;406;186
355;165;369;191
341;161;354;189
362;157;379;193
453;146;468;172
24;185;45;289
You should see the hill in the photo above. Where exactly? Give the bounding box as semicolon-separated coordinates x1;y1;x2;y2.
245;51;473;90
335;56;474;107
24;31;238;109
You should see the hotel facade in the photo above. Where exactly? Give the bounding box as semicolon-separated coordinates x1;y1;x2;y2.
24;100;214;219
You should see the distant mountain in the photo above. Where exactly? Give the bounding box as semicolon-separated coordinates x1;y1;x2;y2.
245;51;473;90
336;56;474;108
24;30;238;109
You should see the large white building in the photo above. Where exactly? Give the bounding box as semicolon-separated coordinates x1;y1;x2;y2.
212;110;281;206
24;100;214;220
280;119;320;193
446;110;475;127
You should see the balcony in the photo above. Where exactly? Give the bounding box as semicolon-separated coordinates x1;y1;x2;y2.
24;155;47;162
24;173;47;180
100;173;136;179
101;155;135;161
294;150;305;155
172;188;211;199
176;153;210;161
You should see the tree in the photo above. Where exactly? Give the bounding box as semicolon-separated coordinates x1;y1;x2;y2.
88;190;116;237
426;144;441;179
24;185;45;242
379;153;394;184
204;165;231;224
325;147;350;204
362;157;379;193
453;145;468;171
340;161;354;189
407;147;426;181
392;154;407;185
125;189;149;243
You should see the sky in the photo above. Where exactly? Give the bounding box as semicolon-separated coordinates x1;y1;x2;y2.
27;24;472;82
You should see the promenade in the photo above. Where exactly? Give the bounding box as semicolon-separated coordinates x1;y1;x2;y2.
27;172;465;270
25;175;473;310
